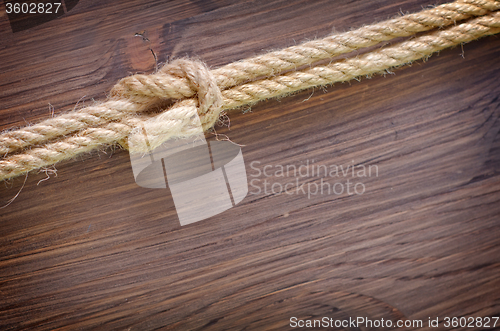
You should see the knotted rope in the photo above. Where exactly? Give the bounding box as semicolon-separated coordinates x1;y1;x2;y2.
126;59;223;151
1;0;500;181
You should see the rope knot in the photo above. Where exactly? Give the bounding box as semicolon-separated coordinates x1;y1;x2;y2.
126;59;223;153
159;59;222;116
111;58;222;116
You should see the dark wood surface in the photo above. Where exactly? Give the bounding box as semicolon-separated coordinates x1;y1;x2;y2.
1;0;499;330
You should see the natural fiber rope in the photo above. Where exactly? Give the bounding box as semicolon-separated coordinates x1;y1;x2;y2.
1;3;500;181
131;10;500;151
2;0;498;156
117;0;500;98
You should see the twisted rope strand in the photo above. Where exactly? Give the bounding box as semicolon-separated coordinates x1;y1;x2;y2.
1;10;499;181
220;10;500;109
0;97;155;156
1;0;499;156
211;0;500;89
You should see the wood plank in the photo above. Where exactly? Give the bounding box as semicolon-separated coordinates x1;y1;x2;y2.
1;0;499;329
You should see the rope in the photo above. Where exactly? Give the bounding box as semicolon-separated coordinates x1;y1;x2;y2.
1;2;499;181
2;0;498;155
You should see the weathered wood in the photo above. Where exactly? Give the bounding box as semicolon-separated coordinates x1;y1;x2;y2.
1;0;499;330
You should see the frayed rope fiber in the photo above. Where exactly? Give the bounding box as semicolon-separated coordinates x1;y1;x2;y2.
1;0;500;181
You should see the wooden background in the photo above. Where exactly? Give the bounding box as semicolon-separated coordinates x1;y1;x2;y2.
1;0;499;330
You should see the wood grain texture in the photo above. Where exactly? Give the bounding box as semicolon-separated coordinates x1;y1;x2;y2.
1;0;499;330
